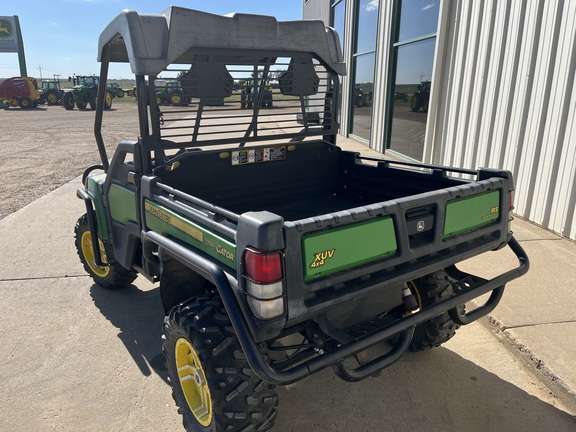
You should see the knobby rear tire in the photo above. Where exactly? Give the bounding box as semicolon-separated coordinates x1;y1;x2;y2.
163;294;278;432
409;270;464;351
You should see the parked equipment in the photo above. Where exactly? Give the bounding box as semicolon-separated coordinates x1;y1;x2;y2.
0;76;43;109
411;80;431;113
62;75;112;110
155;80;189;106
106;82;125;98
39;78;63;105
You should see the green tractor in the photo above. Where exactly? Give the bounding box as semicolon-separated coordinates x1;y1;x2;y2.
40;78;63;105
156;80;189;106
410;80;431;113
106;82;125;98
62;75;112;110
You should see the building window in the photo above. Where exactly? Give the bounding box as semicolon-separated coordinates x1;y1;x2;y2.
350;0;379;143
330;0;346;124
387;0;440;160
330;0;346;51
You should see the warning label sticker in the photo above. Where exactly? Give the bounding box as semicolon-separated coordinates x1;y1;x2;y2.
231;146;285;166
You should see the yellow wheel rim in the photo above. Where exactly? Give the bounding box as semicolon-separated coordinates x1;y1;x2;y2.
105;93;112;106
81;230;110;278
47;94;58;104
175;338;213;426
172;95;182;105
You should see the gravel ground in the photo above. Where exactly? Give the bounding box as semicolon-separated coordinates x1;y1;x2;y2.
0;102;142;220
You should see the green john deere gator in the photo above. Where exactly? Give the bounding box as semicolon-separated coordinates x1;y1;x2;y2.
74;7;529;431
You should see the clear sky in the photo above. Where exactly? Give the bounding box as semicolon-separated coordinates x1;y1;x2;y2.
1;0;303;80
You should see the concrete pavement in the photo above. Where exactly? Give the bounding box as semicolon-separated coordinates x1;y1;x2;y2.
0;156;575;430
340;135;576;410
459;218;576;410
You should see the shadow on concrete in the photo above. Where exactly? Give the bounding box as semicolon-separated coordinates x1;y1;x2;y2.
89;283;169;384
275;347;576;432
88;283;576;431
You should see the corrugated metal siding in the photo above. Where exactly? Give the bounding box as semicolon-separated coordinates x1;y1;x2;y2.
428;0;576;240
303;0;331;24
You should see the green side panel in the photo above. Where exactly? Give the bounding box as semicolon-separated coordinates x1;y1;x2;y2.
86;173;108;241
109;184;138;224
302;217;397;281
144;200;237;270
443;190;501;238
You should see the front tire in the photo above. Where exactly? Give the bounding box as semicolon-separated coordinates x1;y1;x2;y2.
410;94;421;112
409;270;464;351
163;294;278;432
63;93;75;110
74;214;137;289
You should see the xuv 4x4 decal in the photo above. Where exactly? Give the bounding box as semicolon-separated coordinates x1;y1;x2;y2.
302;217;397;280
310;249;336;268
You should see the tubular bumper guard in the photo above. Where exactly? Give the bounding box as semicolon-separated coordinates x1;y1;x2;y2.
143;230;529;385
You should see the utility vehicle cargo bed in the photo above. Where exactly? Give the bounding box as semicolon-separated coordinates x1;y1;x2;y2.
154;141;467;222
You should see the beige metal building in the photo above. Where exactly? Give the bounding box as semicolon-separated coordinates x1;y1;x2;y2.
304;0;576;241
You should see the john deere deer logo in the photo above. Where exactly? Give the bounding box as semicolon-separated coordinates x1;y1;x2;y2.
0;19;13;37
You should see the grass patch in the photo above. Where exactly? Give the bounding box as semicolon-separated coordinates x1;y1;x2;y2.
112;95;137;103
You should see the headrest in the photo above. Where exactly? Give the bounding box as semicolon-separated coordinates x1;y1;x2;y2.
180;56;234;98
278;57;319;96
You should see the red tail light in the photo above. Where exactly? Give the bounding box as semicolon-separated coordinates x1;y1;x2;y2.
244;249;285;319
244;249;282;283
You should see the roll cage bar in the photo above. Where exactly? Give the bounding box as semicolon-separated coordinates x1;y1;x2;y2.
93;7;346;172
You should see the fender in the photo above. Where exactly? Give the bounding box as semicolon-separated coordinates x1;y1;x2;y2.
76;166;108;267
76;187;106;267
81;170;109;241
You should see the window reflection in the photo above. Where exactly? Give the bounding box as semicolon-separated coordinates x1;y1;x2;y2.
356;0;379;53
332;0;346;123
351;53;375;141
398;0;440;42
332;1;346;51
389;38;436;160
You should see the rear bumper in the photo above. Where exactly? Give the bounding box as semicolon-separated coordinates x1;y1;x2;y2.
143;230;529;385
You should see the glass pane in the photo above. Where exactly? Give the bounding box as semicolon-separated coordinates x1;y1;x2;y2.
331;1;346;124
356;0;379;54
332;0;346;52
351;53;375;141
398;0;440;42
389;38;436;160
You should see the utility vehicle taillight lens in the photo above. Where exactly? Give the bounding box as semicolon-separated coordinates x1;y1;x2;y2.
245;250;282;283
244;249;284;320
